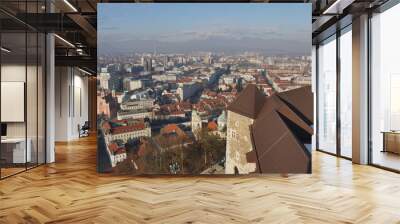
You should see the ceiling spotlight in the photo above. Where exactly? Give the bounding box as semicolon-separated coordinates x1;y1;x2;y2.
1;47;11;53
63;0;78;12
54;34;75;48
76;48;85;55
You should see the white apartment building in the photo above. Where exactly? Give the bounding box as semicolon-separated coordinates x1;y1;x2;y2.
99;71;110;90
123;78;142;91
117;109;154;120
120;99;154;111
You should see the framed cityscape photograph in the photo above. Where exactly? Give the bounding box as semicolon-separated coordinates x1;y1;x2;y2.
97;3;313;175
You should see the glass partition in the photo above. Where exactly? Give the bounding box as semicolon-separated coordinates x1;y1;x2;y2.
0;1;46;179
1;31;28;177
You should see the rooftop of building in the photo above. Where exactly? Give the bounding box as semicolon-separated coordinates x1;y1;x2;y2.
108;142;126;155
111;122;147;135
227;83;313;173
207;121;218;131
160;124;187;139
117;109;153;115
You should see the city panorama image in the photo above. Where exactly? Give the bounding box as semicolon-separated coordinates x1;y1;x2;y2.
97;3;313;175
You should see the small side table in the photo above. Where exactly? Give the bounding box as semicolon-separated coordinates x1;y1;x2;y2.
381;131;400;154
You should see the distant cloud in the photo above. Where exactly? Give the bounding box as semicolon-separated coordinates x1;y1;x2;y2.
98;23;311;56
98;3;311;55
101;26;118;31
138;26;285;42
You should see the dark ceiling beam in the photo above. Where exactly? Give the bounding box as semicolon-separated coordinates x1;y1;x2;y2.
0;8;38;31
312;15;336;34
10;13;83;32
312;0;381;42
312;0;387;43
312;14;353;44
55;47;97;57
323;0;356;14
0;18;27;32
78;66;97;76
3;12;96;49
86;0;97;11
98;0;170;1
67;13;97;47
55;55;96;71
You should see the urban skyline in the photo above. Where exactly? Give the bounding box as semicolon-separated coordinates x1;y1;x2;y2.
98;4;311;55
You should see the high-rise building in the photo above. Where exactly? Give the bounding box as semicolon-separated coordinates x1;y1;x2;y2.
176;82;202;101
204;53;213;65
109;75;123;91
191;110;202;139
164;56;169;67
123;78;142;91
143;57;152;72
99;71;110;90
141;57;145;67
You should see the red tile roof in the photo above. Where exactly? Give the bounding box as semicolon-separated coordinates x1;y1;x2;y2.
177;77;193;83
170;111;185;115
161;124;179;133
108;143;126;155
108;143;119;153
112;123;145;134
207;121;218;131
160;124;186;138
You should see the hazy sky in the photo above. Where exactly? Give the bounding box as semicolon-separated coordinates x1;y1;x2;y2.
98;4;311;56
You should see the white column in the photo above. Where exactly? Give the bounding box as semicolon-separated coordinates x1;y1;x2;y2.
352;14;369;164
54;67;73;141
312;45;317;151
46;33;55;163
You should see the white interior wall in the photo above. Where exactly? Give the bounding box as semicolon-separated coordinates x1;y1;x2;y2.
54;67;89;141
71;72;89;138
55;66;70;141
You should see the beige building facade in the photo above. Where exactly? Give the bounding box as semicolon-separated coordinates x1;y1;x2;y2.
225;111;257;174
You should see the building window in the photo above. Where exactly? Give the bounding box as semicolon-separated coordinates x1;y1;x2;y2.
339;26;352;158
317;35;337;154
229;129;238;140
370;3;400;171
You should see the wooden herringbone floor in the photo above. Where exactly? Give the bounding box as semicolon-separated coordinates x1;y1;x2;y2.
1;135;400;224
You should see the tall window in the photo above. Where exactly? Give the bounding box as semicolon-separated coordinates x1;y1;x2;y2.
339;26;352;158
371;3;400;171
318;35;337;154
